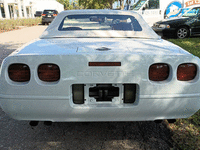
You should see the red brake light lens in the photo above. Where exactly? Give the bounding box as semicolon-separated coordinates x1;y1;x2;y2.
149;63;169;81
42;14;46;16
89;62;121;66
8;64;30;82
38;64;60;82
53;14;57;16
177;63;197;81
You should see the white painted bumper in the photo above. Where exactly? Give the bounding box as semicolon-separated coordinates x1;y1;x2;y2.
0;94;199;121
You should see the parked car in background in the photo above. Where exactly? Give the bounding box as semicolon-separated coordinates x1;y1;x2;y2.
0;10;200;126
130;0;200;26
34;11;42;17
42;9;58;25
152;6;200;38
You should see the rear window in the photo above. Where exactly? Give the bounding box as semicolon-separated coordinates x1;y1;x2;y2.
58;14;142;31
43;10;57;14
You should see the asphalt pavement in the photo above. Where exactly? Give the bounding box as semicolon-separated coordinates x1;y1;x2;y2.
0;26;47;63
0;25;175;150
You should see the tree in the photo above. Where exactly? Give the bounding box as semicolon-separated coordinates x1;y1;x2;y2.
119;0;124;10
57;0;69;9
57;0;118;10
78;0;117;9
57;0;81;10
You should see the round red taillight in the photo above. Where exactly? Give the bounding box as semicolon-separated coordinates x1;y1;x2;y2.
8;64;30;82
177;63;197;81
149;63;169;81
38;64;60;82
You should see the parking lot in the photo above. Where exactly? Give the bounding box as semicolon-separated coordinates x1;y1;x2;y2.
0;25;175;150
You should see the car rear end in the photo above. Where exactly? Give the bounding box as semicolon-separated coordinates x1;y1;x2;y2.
0;10;199;122
34;11;42;17
0;38;200;122
42;10;58;25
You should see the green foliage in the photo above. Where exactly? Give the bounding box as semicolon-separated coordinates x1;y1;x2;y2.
79;0;111;9
0;18;41;31
57;0;123;10
57;0;70;9
57;0;83;10
168;38;200;57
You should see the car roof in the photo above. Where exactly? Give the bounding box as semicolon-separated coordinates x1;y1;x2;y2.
40;9;160;39
61;9;138;15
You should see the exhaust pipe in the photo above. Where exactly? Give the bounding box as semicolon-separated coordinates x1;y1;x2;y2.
44;121;52;126
154;120;163;124
167;119;176;123
29;121;39;126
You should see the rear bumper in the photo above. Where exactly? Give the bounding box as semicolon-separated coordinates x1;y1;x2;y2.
1;94;199;122
152;27;176;38
42;17;54;23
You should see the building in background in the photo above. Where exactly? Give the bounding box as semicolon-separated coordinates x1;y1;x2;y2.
0;0;64;19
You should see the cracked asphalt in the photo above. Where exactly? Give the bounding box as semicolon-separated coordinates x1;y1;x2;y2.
0;25;176;150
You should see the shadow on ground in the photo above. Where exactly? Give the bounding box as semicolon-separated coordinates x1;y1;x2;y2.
0;106;175;150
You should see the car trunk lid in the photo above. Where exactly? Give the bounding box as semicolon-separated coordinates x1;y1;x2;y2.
14;38;190;56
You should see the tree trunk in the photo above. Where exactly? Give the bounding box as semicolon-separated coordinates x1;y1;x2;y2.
120;0;124;10
110;0;113;9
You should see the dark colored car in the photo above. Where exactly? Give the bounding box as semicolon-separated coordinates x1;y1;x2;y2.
42;10;58;25
34;11;42;17
152;7;200;39
89;16;105;23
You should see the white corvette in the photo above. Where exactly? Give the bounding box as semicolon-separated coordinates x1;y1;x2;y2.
0;10;200;124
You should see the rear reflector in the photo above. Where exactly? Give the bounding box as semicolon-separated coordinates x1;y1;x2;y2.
89;62;121;66
8;64;30;82
149;63;169;81
124;84;136;103
38;64;60;82
177;63;197;81
72;84;84;104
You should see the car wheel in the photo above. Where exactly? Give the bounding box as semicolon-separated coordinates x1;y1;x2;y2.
176;27;189;39
42;22;45;25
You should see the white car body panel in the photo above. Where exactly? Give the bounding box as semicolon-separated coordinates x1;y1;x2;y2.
0;10;200;122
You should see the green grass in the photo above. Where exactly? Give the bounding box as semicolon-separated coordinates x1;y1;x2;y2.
167;37;200;150
168;38;200;56
0;18;42;31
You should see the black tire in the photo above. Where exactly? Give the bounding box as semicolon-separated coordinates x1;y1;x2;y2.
42;22;45;25
176;27;189;39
